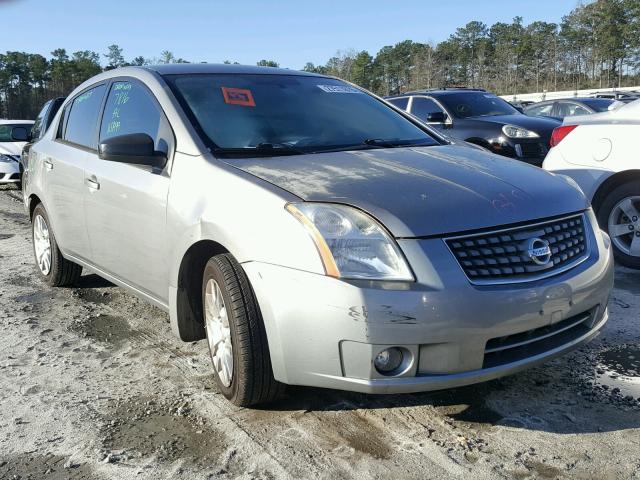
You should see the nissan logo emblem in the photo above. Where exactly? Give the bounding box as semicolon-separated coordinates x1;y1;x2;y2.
527;238;552;266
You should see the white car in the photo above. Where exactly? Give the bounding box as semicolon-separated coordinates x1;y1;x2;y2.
0;120;34;185
544;101;640;269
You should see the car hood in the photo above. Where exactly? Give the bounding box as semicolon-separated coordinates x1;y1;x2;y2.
469;114;561;135
227;145;589;238
0;142;24;156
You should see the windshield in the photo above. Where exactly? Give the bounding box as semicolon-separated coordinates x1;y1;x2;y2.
438;92;519;118
0;124;32;142
165;74;439;155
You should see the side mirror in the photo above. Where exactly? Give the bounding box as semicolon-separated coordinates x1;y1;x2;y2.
426;111;447;123
514;106;525;114
98;133;167;169
11;126;29;141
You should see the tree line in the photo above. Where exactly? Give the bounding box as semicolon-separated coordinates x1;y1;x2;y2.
2;0;639;119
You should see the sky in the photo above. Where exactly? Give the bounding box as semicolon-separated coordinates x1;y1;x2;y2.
1;0;581;69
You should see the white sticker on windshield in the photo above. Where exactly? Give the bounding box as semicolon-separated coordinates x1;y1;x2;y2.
317;84;362;94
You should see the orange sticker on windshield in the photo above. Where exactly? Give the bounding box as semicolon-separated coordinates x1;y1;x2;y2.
221;87;255;106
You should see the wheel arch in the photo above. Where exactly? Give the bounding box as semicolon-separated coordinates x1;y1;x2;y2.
592;169;640;213
171;239;230;342
27;193;43;220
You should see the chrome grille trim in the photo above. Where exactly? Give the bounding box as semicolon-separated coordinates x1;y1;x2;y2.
445;213;591;285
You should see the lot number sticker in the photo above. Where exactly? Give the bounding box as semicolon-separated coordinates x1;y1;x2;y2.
221;87;256;106
317;84;362;94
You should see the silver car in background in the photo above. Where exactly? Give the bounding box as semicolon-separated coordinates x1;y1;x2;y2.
23;65;614;406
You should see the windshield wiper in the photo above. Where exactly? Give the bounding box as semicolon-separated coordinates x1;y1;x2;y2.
213;142;306;157
363;138;435;148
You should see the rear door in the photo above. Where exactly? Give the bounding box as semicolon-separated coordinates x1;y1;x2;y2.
41;83;107;260
83;78;174;302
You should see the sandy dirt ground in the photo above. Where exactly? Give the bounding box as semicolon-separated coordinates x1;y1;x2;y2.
0;184;639;480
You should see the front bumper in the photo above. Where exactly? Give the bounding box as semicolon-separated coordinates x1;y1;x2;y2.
491;138;550;166
0;160;20;183
244;211;614;394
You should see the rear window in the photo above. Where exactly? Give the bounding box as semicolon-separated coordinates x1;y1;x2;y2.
165;74;438;155
581;98;615;112
64;84;107;149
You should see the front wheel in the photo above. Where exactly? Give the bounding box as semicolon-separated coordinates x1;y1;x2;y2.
202;253;283;406
597;182;640;269
31;203;82;286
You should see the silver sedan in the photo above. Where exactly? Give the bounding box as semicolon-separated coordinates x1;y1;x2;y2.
23;65;614;406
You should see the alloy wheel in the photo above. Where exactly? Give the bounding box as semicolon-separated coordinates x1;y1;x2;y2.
33;214;52;275
608;195;640;257
204;278;233;387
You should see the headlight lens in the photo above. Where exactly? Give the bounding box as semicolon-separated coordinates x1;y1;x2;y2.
0;154;16;163
286;203;414;281
501;125;540;139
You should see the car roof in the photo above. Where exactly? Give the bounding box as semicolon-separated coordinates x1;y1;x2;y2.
393;88;488;97
143;63;325;77
0;120;34;125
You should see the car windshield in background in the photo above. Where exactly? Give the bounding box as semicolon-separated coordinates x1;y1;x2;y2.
165;74;439;155
582;98;615;112
438;93;520;118
0;124;32;142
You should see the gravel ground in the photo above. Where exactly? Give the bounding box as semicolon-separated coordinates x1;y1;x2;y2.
0;184;639;480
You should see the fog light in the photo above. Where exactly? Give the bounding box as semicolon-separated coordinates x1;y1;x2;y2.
374;347;403;374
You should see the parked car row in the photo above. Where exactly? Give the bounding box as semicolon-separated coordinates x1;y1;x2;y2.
12;64;621;408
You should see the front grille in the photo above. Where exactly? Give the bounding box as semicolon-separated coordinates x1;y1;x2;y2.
446;213;589;284
483;308;596;368
516;142;548;159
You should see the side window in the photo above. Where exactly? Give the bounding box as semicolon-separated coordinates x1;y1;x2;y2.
387;97;409;110
410;97;446;122
100;80;170;154
525;103;554;117
64;84;107;149
30;101;52;140
568;104;590;116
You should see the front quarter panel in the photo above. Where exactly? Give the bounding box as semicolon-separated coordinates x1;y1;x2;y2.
167;153;326;289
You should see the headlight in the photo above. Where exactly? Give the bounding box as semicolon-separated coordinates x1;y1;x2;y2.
286;203;414;281
0;154;16;163
501;125;540;139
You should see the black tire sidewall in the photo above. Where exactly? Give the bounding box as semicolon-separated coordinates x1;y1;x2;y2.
202;259;241;401
597;181;640;269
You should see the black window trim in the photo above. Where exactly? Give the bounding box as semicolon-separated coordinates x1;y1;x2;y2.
55;81;109;153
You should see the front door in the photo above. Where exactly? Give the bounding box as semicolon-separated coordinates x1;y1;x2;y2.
83;79;174;303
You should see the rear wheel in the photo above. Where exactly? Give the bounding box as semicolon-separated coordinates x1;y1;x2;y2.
597;182;640;269
31;203;82;286
202;253;283;406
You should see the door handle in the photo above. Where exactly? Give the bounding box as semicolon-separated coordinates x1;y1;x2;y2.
43;159;53;171
85;177;100;190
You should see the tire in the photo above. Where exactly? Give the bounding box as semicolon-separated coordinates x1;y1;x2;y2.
596;181;640;269
202;253;283;406
31;203;83;286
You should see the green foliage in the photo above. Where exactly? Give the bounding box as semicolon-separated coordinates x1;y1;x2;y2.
256;59;280;67
2;1;640;118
